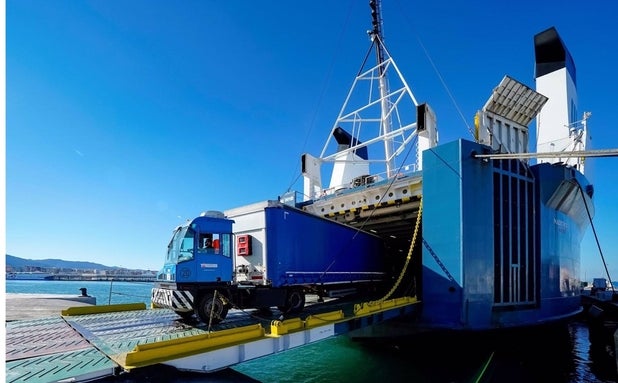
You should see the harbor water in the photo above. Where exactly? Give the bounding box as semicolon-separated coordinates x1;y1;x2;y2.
5;280;618;382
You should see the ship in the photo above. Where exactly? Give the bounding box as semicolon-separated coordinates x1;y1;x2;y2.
6;271;54;280
280;0;597;332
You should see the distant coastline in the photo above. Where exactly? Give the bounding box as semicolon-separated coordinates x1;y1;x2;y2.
44;273;156;282
6;254;157;282
6;271;156;282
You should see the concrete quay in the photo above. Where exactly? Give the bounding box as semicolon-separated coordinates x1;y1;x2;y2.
5;293;96;322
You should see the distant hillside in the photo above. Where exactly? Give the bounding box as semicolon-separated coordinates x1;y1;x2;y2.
6;254;121;271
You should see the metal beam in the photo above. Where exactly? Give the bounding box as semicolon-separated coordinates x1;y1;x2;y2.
473;149;618;160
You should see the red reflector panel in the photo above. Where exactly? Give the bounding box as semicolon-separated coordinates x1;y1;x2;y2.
237;235;252;256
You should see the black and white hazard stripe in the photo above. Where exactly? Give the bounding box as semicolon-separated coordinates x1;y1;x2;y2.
152;288;195;311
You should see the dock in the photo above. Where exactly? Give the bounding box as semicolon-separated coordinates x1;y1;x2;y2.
5;293;97;322
5;294;419;383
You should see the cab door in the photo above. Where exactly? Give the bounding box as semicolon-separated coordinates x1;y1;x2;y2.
194;232;233;283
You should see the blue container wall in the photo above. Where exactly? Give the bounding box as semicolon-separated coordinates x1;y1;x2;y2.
262;205;385;287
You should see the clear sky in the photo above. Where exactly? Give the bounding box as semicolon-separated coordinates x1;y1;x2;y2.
5;0;618;276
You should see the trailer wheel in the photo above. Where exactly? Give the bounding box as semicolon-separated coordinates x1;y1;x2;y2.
196;292;229;325
278;289;305;314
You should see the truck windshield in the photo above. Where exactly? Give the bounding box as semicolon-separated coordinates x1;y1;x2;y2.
166;226;195;264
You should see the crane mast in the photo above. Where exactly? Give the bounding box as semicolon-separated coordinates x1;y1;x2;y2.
369;0;396;178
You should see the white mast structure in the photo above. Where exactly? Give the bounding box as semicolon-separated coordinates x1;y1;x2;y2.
301;0;438;202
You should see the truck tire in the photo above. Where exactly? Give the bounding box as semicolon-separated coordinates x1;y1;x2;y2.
196;292;229;325
278;288;305;314
175;310;195;320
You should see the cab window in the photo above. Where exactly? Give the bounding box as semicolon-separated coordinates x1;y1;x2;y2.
198;232;231;257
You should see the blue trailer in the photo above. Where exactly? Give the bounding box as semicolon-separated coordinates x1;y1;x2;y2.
151;200;385;324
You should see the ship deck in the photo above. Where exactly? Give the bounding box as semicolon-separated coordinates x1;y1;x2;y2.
5;295;418;383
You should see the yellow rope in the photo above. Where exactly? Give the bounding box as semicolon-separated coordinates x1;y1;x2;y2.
368;197;423;305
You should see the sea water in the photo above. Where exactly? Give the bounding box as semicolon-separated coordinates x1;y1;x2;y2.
5;280;618;383
5;279;153;306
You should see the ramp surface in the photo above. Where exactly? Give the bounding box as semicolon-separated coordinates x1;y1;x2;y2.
6;317;117;383
5;297;419;382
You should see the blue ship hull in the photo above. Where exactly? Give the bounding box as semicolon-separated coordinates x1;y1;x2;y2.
419;139;592;330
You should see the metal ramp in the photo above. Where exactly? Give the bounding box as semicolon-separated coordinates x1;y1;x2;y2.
5;297;418;382
6;316;118;383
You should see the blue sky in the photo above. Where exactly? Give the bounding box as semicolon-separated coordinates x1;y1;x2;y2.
5;0;618;276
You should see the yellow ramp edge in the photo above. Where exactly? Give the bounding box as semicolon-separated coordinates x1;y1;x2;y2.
269;310;345;336
269;317;304;336
305;310;344;328
270;299;418;336
123;323;265;369
62;302;147;316
121;297;418;370
354;296;418;316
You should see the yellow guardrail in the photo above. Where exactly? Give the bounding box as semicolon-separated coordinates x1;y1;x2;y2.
62;302;147;316
123;323;265;369
354;296;418;316
121;296;419;369
270;317;304;335
269;310;346;335
305;310;345;327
